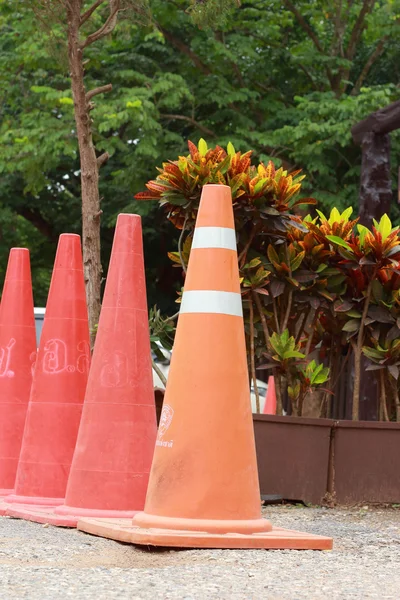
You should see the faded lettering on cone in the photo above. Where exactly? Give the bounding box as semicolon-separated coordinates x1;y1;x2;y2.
38;339;90;375
0;338;16;378
156;404;174;448
29;352;37;377
100;351;129;388
99;351;146;389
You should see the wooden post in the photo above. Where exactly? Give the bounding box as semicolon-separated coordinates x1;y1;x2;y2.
349;100;400;420
351;99;400;225
358;132;392;226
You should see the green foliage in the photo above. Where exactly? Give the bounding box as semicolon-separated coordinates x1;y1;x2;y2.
269;330;305;362
188;0;240;28
260;331;330;415
241;258;270;294
148;305;176;358
301;360;330;387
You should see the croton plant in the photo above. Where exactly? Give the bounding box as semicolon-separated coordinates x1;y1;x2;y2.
143;140;400;421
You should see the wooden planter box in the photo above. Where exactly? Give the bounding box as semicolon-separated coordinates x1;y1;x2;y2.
253;414;333;505
332;420;400;504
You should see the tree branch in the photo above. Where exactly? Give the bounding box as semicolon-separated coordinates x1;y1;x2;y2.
97;152;109;168
80;0;120;48
159;27;212;75
86;83;112;101
80;0;106;26
345;0;377;61
351;35;388;95
330;0;345;58
298;62;320;90
283;0;325;53
18;207;56;241
282;0;334;87
160;113;216;138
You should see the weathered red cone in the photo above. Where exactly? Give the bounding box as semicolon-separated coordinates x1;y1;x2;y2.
6;234;90;512
0;249;36;504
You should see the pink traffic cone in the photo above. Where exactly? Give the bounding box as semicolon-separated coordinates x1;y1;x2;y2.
6;234;90;516
263;376;277;415
7;215;157;527
0;249;36;514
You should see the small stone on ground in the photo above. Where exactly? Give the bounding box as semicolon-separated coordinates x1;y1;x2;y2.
0;506;399;599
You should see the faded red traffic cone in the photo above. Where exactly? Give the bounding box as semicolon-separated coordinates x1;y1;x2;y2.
78;185;332;550
0;249;36;512
6;234;90;515
263;376;277;415
15;215;158;526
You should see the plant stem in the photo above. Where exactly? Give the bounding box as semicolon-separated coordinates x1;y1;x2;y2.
166;311;180;322
304;309;318;358
379;369;389;422
298;389;307;417
252;291;272;352
330;342;350;391
389;375;400;422
325;337;345;418
281;289;293;332
274;375;283;415
396;389;400;423
295;307;310;344
152;359;167;388
238;225;258;268
327;343;336;418
320;344;335;418
272;296;280;333
178;214;189;274
281;244;293;332
352;279;373;421
249;297;260;413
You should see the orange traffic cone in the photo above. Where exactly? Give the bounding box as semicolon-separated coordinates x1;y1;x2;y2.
6;234;90;517
15;215;158;526
263;376;277;415
78;185;332;550
0;249;36;514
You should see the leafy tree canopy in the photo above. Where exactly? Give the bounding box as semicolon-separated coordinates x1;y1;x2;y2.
1;0;399;308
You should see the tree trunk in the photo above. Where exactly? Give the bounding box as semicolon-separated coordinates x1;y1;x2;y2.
67;2;102;344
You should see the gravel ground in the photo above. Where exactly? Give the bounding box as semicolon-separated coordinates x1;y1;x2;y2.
0;505;399;599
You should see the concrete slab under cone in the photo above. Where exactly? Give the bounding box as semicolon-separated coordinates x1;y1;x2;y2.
77;518;333;550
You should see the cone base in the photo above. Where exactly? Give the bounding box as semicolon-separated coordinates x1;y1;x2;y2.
54;504;140;519
6;494;63;507
6;504;140;528
6;505;77;527
0;497;10;516
77;518;333;550
134;512;272;534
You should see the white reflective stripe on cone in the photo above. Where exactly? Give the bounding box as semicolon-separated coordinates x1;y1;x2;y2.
180;290;243;317
191;227;236;251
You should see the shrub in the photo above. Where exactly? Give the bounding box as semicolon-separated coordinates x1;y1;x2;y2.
139;140;400;421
